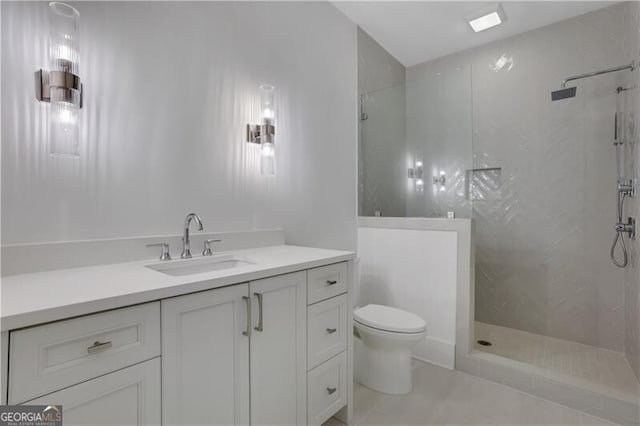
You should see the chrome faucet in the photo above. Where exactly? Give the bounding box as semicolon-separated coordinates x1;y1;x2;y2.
181;213;204;259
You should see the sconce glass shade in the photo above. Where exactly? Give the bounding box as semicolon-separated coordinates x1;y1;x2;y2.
261;141;275;176
49;89;80;157
260;84;275;126
49;2;79;74
48;2;81;158
260;85;275;175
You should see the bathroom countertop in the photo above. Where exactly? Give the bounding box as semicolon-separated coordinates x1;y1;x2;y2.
1;245;355;331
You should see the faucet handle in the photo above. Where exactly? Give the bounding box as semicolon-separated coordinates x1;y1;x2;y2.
146;243;171;261
203;239;222;256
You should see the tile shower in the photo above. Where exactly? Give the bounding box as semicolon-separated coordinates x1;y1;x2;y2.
358;0;640;416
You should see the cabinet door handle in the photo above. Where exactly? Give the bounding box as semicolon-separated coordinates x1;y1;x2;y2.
326;328;337;334
254;292;263;332
87;340;112;354
326;387;337;395
242;296;251;337
326;279;338;286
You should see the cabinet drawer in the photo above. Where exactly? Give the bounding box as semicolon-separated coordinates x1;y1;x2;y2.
307;262;347;305
308;294;348;369
307;352;348;426
26;358;161;426
9;302;160;404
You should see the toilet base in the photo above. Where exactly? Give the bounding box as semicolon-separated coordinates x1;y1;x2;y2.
354;336;413;395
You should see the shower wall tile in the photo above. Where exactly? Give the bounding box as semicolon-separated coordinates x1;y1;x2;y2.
1;2;358;250
408;2;637;351
625;1;640;380
357;28;405;95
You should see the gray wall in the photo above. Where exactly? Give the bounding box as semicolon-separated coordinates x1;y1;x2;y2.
1;1;357;251
408;2;637;351
357;28;406;217
625;2;640;379
357;28;405;95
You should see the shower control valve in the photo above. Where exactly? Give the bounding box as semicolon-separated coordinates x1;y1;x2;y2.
615;217;636;240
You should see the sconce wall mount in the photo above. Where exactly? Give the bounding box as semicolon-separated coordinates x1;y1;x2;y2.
35;69;83;108
433;174;446;186
246;123;275;144
408;160;424;192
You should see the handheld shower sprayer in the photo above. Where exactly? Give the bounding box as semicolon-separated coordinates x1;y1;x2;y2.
610;86;636;268
610;183;635;268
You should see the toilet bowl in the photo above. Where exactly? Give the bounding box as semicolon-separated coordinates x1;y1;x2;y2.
354;304;426;395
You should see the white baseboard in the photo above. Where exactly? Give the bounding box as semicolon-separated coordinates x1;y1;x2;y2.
413;336;455;369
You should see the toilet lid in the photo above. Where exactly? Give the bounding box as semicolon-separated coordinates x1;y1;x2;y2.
354;304;426;333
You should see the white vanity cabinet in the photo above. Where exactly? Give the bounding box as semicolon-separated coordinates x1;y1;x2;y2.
306;263;350;426
249;272;307;425
8;302;161;404
26;359;161;426
4;255;353;426
7;302;162;426
162;284;250;426
161;271;307;426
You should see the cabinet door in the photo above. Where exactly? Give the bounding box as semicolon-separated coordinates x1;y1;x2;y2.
26;358;160;426
162;284;250;426
249;272;307;426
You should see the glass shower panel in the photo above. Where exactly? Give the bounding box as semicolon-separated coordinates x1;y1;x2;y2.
405;65;473;218
358;84;407;217
357;64;473;218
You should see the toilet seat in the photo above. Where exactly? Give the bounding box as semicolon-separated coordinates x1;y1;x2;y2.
354;304;426;334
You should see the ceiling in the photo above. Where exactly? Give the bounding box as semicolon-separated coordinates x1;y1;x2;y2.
332;1;617;66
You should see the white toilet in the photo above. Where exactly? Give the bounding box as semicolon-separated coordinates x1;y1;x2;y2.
354;304;426;395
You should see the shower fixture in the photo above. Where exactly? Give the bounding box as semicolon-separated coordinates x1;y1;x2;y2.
548;63;637;267
611;185;635;267
550;61;636;101
610;86;636;268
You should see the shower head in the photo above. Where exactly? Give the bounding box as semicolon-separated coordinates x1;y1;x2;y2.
551;61;636;102
551;86;577;101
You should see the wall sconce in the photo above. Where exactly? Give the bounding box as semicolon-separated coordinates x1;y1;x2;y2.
433;171;446;191
246;84;276;176
408;160;424;192
35;2;83;158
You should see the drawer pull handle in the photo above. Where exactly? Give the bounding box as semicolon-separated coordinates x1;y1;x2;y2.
326;387;337;395
326;328;337;334
254;292;264;332
326;280;338;286
242;296;251;337
87;340;112;354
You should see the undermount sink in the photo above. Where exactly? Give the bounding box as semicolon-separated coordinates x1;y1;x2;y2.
145;254;255;276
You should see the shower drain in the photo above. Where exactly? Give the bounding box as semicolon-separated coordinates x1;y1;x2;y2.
477;340;493;346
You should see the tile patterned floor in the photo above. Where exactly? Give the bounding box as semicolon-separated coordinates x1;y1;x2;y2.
322;361;617;426
475;321;640;400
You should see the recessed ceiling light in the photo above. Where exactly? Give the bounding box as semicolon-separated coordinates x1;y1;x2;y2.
467;4;506;33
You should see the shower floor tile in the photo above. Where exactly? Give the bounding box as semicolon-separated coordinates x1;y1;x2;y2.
475;321;640;400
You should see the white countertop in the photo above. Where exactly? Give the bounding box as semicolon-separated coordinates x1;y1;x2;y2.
1;245;355;331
